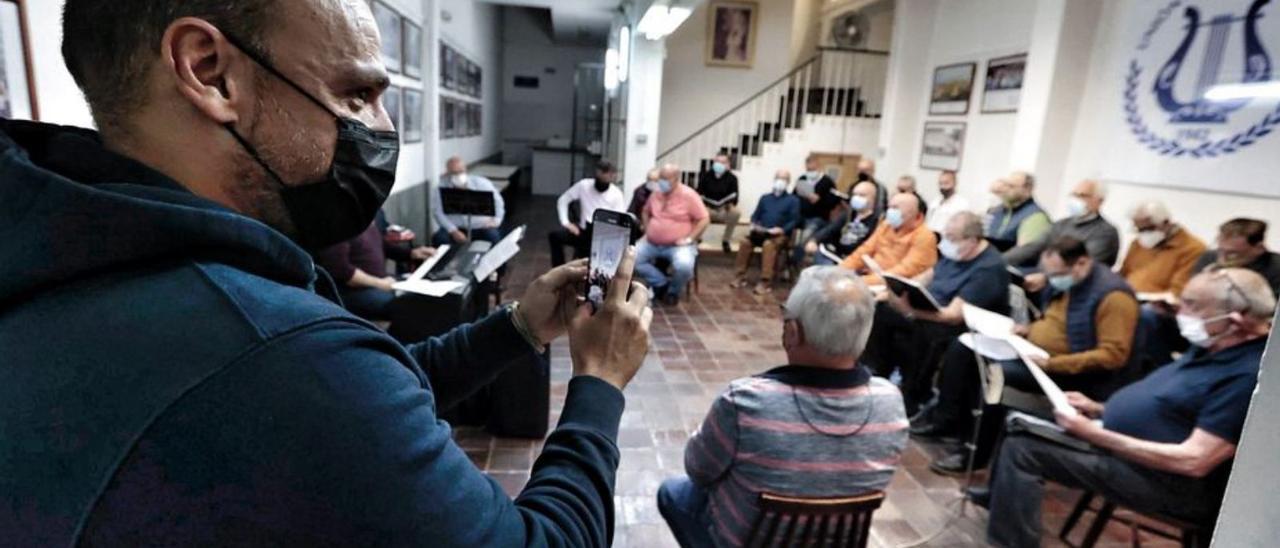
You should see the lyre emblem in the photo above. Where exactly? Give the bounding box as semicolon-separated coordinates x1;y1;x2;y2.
1154;0;1272;123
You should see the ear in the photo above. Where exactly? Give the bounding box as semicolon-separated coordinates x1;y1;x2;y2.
160;17;243;125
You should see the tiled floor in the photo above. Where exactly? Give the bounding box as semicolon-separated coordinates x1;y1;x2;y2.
453;196;1184;547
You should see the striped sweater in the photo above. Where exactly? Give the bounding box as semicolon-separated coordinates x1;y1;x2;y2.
684;365;909;547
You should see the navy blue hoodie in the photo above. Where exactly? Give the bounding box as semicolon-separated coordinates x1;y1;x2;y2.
0;119;624;546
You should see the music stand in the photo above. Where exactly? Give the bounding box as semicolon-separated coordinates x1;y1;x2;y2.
440;188;497;240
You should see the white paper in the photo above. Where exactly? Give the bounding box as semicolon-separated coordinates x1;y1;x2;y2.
962;303;1016;337
405;244;450;281
473;225;525;281
1136;292;1178;305
1020;354;1077;416
863;255;885;278
959;333;1020;361
393;279;465;297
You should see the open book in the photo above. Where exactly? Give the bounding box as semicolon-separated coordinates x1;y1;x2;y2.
960;304;1076;416
862;256;942;311
701;193;737;208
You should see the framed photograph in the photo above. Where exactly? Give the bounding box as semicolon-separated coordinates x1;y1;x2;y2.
0;0;36;120
402;88;423;143
440;45;453;90
705;1;758;68
471;103;482;136
929;62;976;115
920;121;966;171
382;85;401;136
440;97;455;139
373;1;402;73
981;53;1026;113
402;19;423;79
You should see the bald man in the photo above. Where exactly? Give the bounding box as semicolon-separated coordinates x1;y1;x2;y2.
839;192;938;286
733;169;802;294
431;155;506;246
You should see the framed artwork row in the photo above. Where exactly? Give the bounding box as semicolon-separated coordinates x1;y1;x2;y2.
927;53;1027;115
382;85;423;143
440;42;481;99
371;0;423;79
440;97;481;140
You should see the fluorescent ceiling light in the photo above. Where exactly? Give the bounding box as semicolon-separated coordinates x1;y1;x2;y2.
605;48;620;91
638;5;692;40
1204;82;1280;101
618;26;631;82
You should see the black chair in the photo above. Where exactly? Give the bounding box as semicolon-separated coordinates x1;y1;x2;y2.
745;491;884;548
1059;491;1208;548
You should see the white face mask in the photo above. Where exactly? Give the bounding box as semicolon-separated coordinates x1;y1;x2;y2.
1136;229;1165;249
938;238;964;261
451;173;469;186
772;179;788;195
1066;197;1089;217
1176;313;1232;347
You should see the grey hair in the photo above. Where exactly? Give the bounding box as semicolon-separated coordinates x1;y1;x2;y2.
951;211;984;239
784;266;875;358
1203;268;1277;321
1129;200;1170;225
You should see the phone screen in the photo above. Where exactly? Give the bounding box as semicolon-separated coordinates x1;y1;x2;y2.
588;212;634;310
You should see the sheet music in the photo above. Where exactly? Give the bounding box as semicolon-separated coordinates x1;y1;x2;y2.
393;279;466;297
962;303;1016;336
959;333;1020;361
474;225;525;281
1020;354;1076;416
404;244;450;282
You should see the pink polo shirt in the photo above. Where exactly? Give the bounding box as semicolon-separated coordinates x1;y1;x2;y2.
643;185;709;246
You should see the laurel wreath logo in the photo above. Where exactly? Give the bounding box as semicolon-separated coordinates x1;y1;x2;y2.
1123;61;1280;158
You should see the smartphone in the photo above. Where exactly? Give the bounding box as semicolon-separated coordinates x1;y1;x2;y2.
587;209;637;311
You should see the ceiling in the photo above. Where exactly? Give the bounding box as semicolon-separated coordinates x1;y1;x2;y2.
476;0;623;45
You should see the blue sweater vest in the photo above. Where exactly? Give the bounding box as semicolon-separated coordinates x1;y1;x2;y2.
988;199;1045;243
1041;263;1134;352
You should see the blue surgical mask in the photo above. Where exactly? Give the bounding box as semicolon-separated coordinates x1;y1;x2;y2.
658;179;673;194
1176;313;1232;347
849;195;869;211
938;238;962;261
712;162;727;175
1049;274;1077;292
885;207;904;229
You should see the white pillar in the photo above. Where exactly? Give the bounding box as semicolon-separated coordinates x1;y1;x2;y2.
622;37;667;198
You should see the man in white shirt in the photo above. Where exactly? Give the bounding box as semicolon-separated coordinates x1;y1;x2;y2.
549;160;627;266
431;156;506;246
926;170;971;234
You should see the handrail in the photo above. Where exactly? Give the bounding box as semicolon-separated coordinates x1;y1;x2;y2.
657;53;821;160
816;45;890;56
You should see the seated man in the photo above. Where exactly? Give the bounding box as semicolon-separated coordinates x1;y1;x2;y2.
864;212;1010;414
926;170;970;234
839;192;938;286
431;155;505;246
791;155;843;264
313;216;435;322
697;153;741;253
1193;217;1280;295
657;266;908;548
986;171;1051;250
925;237;1140;474
636;163;710;305
895;174;917;194
1119;201;1207;365
732;170;801;294
808;180;881;265
983;269;1275;548
1009;180;1121;286
549;159;627;266
628;168;660;220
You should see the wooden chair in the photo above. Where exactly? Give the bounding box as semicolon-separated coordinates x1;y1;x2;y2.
1059;491;1207;548
744;491;885;548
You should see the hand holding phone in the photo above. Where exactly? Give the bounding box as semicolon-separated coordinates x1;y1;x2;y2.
586;209;638;311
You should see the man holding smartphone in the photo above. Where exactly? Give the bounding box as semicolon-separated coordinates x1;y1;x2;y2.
636;163;711;305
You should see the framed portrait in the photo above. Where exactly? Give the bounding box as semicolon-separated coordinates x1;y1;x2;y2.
705;1;758;68
402;19;423;79
929;62;976;115
920;121;966;171
0;0;37;120
981;53;1026;113
382;85;401;136
373;1;402;74
402;88;423;143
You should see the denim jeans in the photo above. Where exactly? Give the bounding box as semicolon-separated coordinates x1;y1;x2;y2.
635;239;698;298
657;476;715;548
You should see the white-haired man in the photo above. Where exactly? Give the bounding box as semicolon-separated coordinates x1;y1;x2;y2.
980;269;1275;547
657;266;909;547
1118;200;1207;296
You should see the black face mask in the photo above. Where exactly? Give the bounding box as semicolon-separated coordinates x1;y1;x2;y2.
594;179;612;193
856;171;871;183
220;33;399;251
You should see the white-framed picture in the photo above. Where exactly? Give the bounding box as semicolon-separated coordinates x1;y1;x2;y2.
982;53;1026;113
920;121;966;171
372;1;402;74
402;19;423;79
705;1;758;68
0;0;34;120
402;88;422;143
929;62;976;115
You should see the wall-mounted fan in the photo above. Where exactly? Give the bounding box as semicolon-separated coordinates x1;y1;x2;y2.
829;10;869;48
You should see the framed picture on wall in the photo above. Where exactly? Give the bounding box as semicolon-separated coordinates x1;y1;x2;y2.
705;0;758;68
402;88;423;142
402;19;423;79
919;121;966;171
441;97;456;139
383;85;401;136
440;46;453;90
981;53;1026;113
373;1;402;73
0;0;37;120
928;62;976;115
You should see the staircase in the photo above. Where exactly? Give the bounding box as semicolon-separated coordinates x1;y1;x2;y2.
657;48;889;218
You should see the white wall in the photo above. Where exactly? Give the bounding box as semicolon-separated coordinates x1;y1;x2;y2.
622;36;667;198
499;7;604;166
19;0;93;127
657;0;797;153
435;0;503;172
